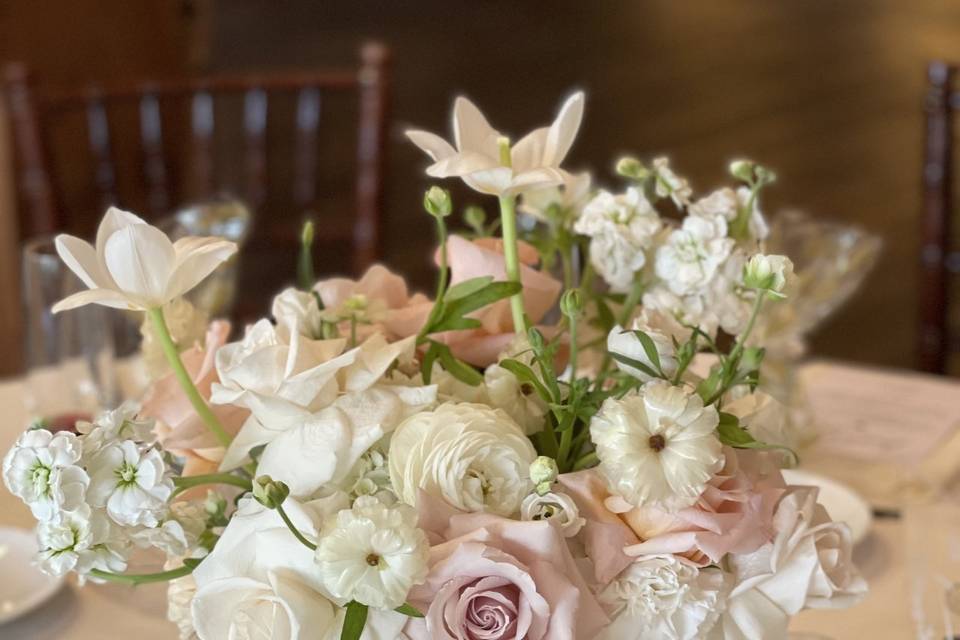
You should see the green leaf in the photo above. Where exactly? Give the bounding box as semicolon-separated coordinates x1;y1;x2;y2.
499;358;552;401
444;276;494;302
428;281;522;333
427;340;483;386
420;341;442;385
341;601;369;640
395;603;425;618
631;330;663;374
717;412;799;466
610;352;661;380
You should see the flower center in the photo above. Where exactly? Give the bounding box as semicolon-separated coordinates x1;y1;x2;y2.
30;462;52;497
648;434;666;452
365;553;381;567
115;461;138;486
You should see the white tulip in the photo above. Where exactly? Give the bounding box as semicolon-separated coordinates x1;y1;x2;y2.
590;381;723;510
406;92;584;196
607;309;689;382
52;207;237;312
272;287;324;340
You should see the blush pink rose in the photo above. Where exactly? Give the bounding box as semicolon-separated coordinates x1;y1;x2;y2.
432;235;562;367
141;321;248;489
559;447;786;583
403;493;608;640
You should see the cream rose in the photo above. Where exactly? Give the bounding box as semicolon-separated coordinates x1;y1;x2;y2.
388;402;537;516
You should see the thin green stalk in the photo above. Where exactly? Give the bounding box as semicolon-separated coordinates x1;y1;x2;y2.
497;136;527;334
727;293;765;365
572;451;598;471
278;503;317;551
147;307;231;447
415;214;450;345
172;472;252;499
567;307;579;382
89;563;195;586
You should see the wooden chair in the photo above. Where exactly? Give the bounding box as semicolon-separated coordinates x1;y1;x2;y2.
918;60;959;374
2;41;391;310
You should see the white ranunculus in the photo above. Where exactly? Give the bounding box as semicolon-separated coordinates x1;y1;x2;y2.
2;429;89;522
590;381;723;510
52;207;236;312
389;402;537;516
655;214;734;296
742;254;794;295
272;287;324;339
255;385;437;498
406;93;584;196
316;496;429;610
607;308;690;382
599;555;728;640
710;488;868;640
575;187;663;292
651;157;692;208
520;491;585;537
484;363;548;435
86;440;173;527
36;504;127;577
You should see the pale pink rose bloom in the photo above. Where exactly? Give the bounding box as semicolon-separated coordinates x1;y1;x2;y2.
404;492;608;640
314;264;433;340
433;235;562;366
141;321;248;488
559;448;785;583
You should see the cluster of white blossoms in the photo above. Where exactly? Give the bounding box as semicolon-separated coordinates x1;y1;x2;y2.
3;403;204;581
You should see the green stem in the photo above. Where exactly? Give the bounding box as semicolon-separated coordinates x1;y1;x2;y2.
277;502;317;551
572;451;598;471
727;293;765;366
499;193;527;334
567;309;579;382
147;307;231;447
89;563;195;586
172;472;252;499
416;215;450;346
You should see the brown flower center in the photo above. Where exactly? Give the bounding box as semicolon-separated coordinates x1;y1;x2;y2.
648;434;666;452
366;553;380;567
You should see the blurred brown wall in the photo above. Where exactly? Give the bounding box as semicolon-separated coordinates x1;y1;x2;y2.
3;1;960;372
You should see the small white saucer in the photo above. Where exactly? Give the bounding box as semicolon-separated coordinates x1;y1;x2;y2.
0;526;64;625
781;469;873;545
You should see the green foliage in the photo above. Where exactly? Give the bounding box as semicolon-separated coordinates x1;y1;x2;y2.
717;412;798;466
341;601;369;640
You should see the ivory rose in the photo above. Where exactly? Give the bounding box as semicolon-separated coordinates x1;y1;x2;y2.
558;447;785;583
403;495;608;640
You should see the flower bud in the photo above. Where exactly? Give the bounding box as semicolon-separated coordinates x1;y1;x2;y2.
530;456;559;495
754;165;777;186
559;288;584;319
301;220;315;247
463;205;486;232
616;156;648;180
729;159;755;182
252;475;290;509
742;254;793;296
424;186;453;218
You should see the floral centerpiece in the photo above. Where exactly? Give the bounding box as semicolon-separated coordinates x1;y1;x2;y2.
3;92;867;640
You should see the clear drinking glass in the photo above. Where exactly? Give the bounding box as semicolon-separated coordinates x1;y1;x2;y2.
22;236;117;428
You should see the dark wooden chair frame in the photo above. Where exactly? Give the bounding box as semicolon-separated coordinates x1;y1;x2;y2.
919;60;960;374
2;41;391;274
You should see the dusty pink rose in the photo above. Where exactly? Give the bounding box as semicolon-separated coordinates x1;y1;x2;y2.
314;263;433;340
559;448;785;583
403;493;607;640
433;235;562;366
141;321;247;485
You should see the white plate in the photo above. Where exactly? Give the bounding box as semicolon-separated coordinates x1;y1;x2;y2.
781;469;873;545
0;526;64;625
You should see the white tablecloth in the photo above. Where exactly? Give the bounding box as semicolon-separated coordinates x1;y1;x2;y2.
0;361;945;639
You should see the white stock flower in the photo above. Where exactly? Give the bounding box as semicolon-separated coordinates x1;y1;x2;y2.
315;496;429;610
140;297;209;379
131;501;207;556
689;187;768;242
590;381;723;510
519;171;593;222
710;488;867;640
272;287;324;339
36;504;127;577
77;401;155;457
87;440;173;527
655;214;734;296
389;402;537;516
599;555;728;640
2;429;88;522
484;362;548;435
520;491;585;537
52;207;237;312
406;92;584;196
651;157;692;208
701;250;752;336
607;308;690;382
575;187;663;292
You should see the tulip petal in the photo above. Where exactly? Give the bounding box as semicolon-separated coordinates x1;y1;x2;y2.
511;127;549;173
504;168;566;195
95;206;147;253
453;96;501;158
104;223;176;305
543;92;585;166
54;234;112;289
405;130;457;162
51;288;136;313
166;237;238;300
426;150;500;178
